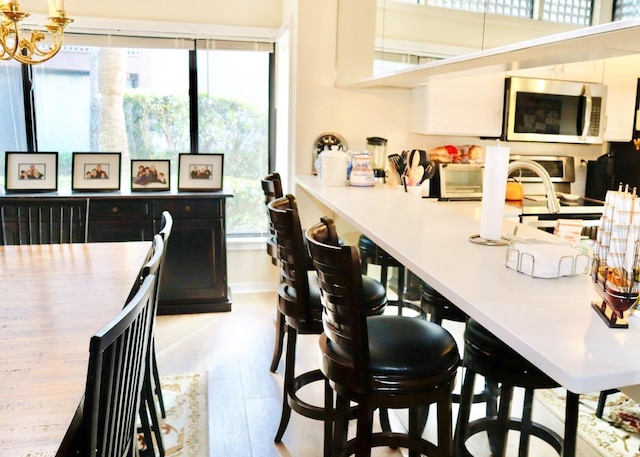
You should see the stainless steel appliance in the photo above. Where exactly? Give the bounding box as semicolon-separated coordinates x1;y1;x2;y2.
503;77;607;144
430;163;484;201
510;154;604;237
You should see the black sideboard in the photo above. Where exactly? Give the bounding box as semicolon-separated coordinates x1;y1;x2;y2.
0;191;233;315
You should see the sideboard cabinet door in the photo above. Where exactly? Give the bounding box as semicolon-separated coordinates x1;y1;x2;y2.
152;197;230;314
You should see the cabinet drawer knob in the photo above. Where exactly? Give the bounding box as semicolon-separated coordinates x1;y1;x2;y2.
112;206;119;213
184;205;191;212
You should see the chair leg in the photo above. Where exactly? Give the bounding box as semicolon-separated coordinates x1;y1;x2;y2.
454;365;477;455
270;309;286;373
396;265;405;316
492;383;514;457
596;388;618;418
518;388;535;457
274;326;297;442
323;378;333;457
355;402;374;457
564;392;580;457
333;393;350;456
151;348;165;418
408;406;430;457
436;397;453;457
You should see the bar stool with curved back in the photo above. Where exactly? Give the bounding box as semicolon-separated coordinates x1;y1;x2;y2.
268;195;387;455
454;318;580;457
306;216;461;457
358;235;422;316
68;274;157;457
261;172;288;374
0;197;90;245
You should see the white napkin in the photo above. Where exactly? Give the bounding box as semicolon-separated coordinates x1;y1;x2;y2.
506;242;590;278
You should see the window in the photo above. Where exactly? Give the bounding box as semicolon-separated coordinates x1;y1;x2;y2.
0;35;273;236
541;0;593;25
613;0;640;20
390;0;594;23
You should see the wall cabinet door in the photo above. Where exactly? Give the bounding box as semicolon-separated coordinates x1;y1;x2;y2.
507;61;604;83
410;73;505;137
602;55;640;142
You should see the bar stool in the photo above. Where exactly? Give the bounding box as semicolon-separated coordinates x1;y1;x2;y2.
307;217;461;457
455;318;580;457
358;234;422;316
268;195;387;456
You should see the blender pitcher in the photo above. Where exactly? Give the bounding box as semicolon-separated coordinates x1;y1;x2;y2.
366;137;388;183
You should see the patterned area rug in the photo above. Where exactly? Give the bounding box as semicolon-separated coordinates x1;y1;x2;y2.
139;373;208;456
537;389;640;456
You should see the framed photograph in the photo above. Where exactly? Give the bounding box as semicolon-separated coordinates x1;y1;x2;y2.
178;153;223;191
5;151;58;193
71;152;121;192
131;159;171;191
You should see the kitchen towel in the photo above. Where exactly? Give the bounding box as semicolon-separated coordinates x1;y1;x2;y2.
480;145;510;241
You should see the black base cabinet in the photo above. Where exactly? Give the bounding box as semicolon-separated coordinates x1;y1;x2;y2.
2;192;232;314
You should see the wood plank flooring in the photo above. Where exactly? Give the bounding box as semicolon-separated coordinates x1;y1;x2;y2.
154;291;601;457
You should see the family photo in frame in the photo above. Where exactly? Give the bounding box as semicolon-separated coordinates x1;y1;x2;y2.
178;153;223;191
71;152;121;192
5;151;58;193
131;160;171;191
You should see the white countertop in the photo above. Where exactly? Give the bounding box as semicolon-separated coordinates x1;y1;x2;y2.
296;175;640;394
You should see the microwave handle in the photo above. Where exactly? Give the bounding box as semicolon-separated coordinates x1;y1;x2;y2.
580;85;592;141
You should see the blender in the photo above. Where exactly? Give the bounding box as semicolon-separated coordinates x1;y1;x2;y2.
367;136;388;183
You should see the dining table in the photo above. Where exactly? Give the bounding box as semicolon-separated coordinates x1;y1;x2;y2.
0;241;152;457
296;174;640;456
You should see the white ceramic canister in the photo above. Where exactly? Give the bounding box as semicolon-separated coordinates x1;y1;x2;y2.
321;146;348;187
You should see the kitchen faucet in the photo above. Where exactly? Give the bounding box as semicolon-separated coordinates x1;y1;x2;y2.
507;160;561;214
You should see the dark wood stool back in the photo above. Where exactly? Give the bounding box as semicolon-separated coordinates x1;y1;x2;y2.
307;216;460;457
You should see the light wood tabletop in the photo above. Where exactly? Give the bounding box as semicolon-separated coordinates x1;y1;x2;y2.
0;241;152;457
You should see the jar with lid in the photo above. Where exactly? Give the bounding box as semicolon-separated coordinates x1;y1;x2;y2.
321;146;348;187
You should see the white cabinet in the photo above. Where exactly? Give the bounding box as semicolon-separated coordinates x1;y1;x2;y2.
602;54;640;142
507;60;604;83
409;73;505;137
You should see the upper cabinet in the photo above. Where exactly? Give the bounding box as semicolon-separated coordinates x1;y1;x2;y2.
506;60;604;83
409;73;505;137
602;54;640;142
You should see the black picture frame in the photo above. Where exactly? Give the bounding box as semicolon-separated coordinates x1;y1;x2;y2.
131;159;171;191
177;153;223;192
71;152;122;192
5;151;58;193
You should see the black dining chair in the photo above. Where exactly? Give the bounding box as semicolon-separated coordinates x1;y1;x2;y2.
306;216;461;457
152;210;173;419
67;274;156;457
268;196;387;456
0;197;90;245
134;234;167;457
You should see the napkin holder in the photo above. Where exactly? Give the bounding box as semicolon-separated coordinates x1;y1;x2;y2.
505;240;590;279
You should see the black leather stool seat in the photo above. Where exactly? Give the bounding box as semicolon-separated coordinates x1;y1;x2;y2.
420;280;467;323
358;234;422;316
279;272;388;325
455;318;572;457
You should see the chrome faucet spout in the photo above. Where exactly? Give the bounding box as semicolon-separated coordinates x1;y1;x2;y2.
507;160;561;214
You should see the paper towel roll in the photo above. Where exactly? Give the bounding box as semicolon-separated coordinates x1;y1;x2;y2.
480;146;510;241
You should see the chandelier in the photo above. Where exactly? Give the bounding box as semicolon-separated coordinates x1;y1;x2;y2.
1;0;73;65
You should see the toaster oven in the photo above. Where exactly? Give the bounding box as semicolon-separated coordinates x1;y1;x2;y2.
430;163;484;201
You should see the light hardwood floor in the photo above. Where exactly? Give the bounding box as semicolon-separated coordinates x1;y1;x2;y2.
154;291;602;457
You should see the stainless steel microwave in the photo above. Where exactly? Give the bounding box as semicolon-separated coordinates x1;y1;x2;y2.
503;77;607;144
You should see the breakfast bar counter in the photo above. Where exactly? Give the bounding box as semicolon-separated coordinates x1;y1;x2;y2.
295;174;640;395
